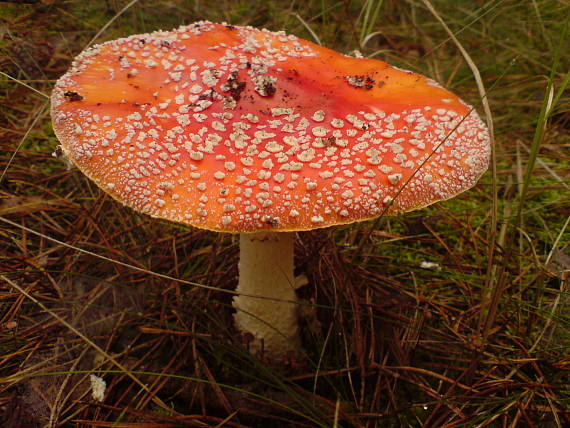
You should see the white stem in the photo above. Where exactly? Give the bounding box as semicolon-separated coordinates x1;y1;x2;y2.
233;232;299;360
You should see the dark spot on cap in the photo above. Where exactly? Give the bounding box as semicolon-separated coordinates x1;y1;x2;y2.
63;91;83;102
224;71;246;101
261;80;276;97
262;216;280;227
324;136;336;147
345;75;375;90
198;89;217;101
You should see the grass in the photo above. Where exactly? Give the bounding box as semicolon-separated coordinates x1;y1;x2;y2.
1;0;569;426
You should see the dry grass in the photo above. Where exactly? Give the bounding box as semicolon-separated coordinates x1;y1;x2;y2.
1;0;569;426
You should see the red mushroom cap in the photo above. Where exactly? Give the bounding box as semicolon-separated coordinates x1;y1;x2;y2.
51;21;490;232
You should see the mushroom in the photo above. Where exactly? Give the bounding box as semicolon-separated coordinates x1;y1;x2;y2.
51;22;490;360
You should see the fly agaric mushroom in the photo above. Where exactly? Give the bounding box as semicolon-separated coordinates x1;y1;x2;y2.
51;22;490;360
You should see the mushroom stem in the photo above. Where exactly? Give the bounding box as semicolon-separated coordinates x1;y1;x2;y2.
233;231;300;360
